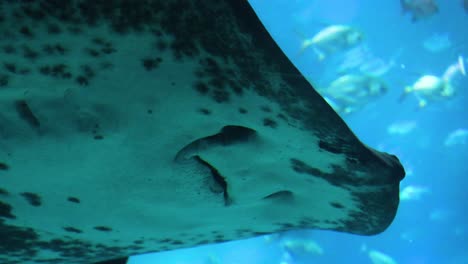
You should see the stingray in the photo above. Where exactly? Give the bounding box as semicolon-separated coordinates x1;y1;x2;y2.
0;1;405;263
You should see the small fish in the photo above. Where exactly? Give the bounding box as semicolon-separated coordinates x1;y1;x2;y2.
422;33;452;53
338;45;398;77
444;129;468;146
282;238;324;256
298;25;364;60
400;0;439;22
368;249;398;264
399;185;430;201
320;74;388;114
387;120;417;135
400;75;453;108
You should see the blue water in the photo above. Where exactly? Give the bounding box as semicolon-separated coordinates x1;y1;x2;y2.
131;1;468;263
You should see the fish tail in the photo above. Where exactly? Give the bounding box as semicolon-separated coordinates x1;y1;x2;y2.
294;29;314;56
398;86;412;102
458;55;466;76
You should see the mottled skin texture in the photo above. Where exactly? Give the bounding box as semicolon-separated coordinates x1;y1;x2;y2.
0;1;405;263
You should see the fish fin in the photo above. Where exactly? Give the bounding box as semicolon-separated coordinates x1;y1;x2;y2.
294;29;314;56
418;99;427;108
398;86;412;102
458;55;466;75
313;47;325;61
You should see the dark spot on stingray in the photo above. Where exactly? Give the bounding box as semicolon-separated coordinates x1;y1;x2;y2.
42;44;67;55
0;162;9;171
84;48;100;57
67;197;80;203
214;234;225;241
39;65;51;75
22;46;39;60
280;223;296;229
67;26;83;34
147;109;153;114
212;89;230;103
2;45;16;54
239;107;247;114
319;140;342;154
47;23;61;34
15;100;41;128
94;135;104;140
194;81;209;94
171;81;175;86
201;57;221;75
142;57;160;71
133;240;144;245
94;226;112;232
51;64;69;78
194;239;210;245
236;229;251;234
209;78;225;90
4;63;17;74
198;108;211;115
155;40;167;51
18;68;31;75
277;113;288;122
20;192;42;207
19;26;34;38
22;6;46;21
38;64;71;79
42;44;55;55
170;240;184;245
152;29;163;37
76;76;89;86
0;188;9;196
228;80;243;95
101;46;116;54
141;58;156;71
263;118;277;128
63;227;82;234
0;74;9;87
54;44;66;54
100;61;114;70
91;37;106;45
159;238;171;243
0;200;15;219
330;202;345;209
80;65;95;79
260;105;272;112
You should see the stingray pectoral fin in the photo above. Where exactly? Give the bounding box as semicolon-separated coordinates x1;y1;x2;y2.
0;0;405;263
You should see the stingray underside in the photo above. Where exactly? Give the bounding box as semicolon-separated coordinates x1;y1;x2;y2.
0;0;405;263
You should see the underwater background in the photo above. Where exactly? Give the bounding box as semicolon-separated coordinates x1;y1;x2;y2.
130;0;468;263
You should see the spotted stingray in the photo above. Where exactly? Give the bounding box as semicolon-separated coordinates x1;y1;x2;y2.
0;1;405;263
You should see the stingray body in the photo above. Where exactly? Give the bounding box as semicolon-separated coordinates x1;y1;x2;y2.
0;1;405;263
